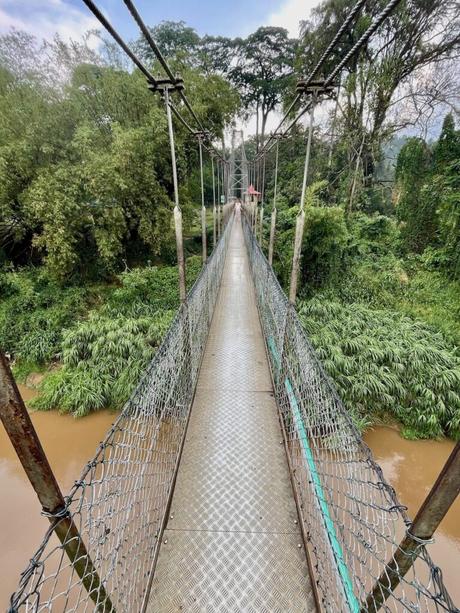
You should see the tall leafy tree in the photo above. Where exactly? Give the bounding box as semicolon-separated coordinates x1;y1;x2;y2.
231;27;298;149
0;31;239;279
300;0;460;195
135;20;201;66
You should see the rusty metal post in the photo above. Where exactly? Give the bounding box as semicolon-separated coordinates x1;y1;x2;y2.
364;441;460;612
0;353;113;612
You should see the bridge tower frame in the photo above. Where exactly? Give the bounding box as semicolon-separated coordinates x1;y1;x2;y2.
229;129;248;201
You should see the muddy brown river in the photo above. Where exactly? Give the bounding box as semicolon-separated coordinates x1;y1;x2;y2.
0;385;117;607
1;389;459;608
364;426;460;605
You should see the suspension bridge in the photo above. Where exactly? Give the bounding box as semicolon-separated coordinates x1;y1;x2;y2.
1;0;459;611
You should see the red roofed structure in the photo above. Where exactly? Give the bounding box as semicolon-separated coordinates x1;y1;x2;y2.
247;184;261;196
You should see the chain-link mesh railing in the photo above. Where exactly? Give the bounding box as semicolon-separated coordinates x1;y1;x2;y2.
242;213;457;613
9;214;234;613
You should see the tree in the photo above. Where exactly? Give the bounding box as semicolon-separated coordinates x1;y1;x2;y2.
433;113;460;168
198;35;237;76
230;27;298;149
0;30;239;280
299;0;460;193
431;114;460;277
135;20;201;68
395;137;435;253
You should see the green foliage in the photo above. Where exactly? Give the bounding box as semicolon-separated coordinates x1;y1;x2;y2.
397;270;460;346
32;312;171;417
0;269;89;362
30;257;201;416
0;33;239;280
395;138;436;253
299;297;460;439
299;205;348;291
433;113;460;169
327;218;460;345
347;213;400;256
431;160;460;278
273;185;348;291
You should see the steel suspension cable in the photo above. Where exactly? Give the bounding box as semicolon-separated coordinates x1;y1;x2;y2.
324;0;402;86
122;0;175;81
307;0;368;85
168;100;227;163
256;0;403;161
122;0;223;160
81;0;157;85
257;0;367;159
82;0;225;163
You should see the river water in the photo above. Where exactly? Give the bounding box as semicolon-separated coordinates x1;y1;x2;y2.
0;385;116;607
364;426;460;605
1;389;459;608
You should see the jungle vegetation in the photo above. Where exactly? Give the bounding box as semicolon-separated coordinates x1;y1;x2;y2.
0;1;459;439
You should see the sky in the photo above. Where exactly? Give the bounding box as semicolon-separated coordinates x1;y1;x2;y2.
0;0;321;44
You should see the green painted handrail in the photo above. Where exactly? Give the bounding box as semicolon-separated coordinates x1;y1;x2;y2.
268;335;360;612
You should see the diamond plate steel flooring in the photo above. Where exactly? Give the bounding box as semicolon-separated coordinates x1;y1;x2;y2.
147;214;317;612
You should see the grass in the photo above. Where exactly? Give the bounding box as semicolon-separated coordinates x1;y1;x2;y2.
333;255;460;347
298;296;460;440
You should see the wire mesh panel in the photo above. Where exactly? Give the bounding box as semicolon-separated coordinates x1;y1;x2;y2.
242;214;458;613
8;214;234;613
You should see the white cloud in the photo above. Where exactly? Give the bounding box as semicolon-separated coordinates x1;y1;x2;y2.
0;0;99;45
268;0;320;37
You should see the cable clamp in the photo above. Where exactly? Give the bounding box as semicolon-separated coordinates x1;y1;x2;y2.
41;502;71;520
406;530;435;546
147;76;185;93
296;79;335;97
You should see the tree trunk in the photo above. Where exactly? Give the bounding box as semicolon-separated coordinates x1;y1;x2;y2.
255;102;259;152
261;108;269;149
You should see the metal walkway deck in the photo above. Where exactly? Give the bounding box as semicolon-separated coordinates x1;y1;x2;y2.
147;213;317;612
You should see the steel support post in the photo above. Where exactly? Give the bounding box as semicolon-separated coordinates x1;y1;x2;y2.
165;87;187;302
0;353;113;612
288;102;314;304
268;139;279;266
364;441;460;612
